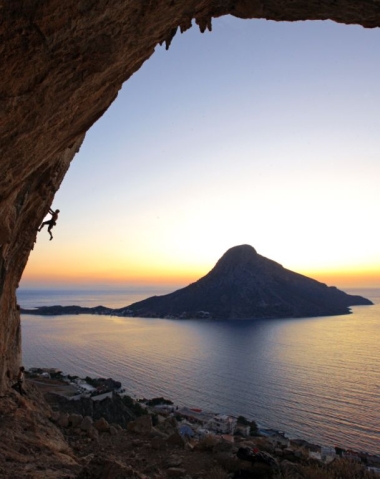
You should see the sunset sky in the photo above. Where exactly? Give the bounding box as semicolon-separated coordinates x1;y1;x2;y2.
21;16;380;290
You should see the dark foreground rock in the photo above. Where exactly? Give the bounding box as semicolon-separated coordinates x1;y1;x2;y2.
44;391;138;429
1;379;378;479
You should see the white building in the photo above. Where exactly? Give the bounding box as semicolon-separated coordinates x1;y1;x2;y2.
207;414;237;434
235;423;251;437
73;378;96;394
321;446;337;463
268;432;289;448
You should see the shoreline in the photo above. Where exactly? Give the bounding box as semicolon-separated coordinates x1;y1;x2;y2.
21;307;380;458
21;296;380;459
21;302;372;320
27;367;380;471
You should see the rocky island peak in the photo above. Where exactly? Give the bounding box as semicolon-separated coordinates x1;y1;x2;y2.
22;245;373;321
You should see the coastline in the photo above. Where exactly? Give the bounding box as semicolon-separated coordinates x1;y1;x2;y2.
21;303;380;457
3;379;378;479
27;367;380;473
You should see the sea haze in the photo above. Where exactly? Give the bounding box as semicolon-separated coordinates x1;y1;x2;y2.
19;288;380;455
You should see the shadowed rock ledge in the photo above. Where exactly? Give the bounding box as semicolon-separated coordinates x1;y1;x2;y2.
2;1;380;391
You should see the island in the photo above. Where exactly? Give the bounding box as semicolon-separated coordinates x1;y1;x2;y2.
21;245;373;320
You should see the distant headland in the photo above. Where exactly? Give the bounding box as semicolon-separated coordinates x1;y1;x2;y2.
21;245;373;320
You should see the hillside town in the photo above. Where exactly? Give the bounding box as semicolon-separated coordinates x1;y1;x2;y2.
26;367;380;476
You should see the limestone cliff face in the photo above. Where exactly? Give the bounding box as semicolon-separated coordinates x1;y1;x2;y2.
1;1;380;391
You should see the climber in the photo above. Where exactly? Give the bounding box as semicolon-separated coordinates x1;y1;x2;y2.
38;207;60;241
12;366;26;396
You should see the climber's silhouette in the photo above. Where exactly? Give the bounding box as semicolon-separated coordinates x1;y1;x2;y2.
38;208;60;241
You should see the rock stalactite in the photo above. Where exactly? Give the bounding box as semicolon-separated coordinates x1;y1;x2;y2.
2;0;380;392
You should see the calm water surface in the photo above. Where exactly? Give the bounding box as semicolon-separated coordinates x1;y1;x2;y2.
19;288;380;455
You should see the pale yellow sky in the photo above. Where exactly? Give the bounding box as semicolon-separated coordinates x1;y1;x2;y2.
22;18;380;291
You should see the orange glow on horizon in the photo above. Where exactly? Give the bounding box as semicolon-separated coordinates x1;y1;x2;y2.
21;265;380;290
21;266;201;289
300;269;380;289
22;237;380;290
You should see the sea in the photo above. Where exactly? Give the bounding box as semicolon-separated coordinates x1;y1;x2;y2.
19;287;380;455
